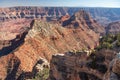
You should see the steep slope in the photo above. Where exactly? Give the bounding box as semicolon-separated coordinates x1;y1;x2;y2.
103;53;120;80
62;10;105;35
0;11;100;79
49;50;116;80
106;21;120;34
11;19;99;71
0;19;32;55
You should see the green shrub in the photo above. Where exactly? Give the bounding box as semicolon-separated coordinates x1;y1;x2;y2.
116;33;120;41
102;42;110;49
32;68;49;80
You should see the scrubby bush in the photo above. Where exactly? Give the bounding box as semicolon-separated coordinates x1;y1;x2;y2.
116;33;120;41
32;68;49;80
96;34;120;50
102;42;113;49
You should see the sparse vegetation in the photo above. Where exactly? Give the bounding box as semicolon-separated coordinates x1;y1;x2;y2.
32;68;49;80
96;33;120;50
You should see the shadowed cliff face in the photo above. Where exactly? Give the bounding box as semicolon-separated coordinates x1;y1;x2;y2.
0;54;21;80
0;19;32;55
0;20;34;56
49;50;116;80
5;56;21;80
0;11;100;79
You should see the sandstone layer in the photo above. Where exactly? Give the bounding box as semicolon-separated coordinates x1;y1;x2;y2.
0;11;101;79
0;7;120;26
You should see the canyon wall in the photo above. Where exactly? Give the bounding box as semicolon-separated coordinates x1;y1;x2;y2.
0;7;120;26
0;11;101;79
49;50;117;80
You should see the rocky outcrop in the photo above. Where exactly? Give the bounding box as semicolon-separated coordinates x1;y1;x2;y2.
106;21;120;34
0;54;21;80
17;58;49;80
112;59;120;75
0;53;49;80
0;19;32;53
62;10;105;35
49;50;116;80
9;19;99;75
103;53;120;80
0;19;33;56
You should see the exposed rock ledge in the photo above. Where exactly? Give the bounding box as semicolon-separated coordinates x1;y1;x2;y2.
49;50;116;80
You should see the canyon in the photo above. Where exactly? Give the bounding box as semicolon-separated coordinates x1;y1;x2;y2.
1;7;120;35
0;7;120;26
0;10;101;80
0;7;120;80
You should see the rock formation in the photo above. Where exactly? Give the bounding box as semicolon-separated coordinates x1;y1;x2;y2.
0;10;101;79
61;10;105;35
106;21;120;34
0;7;120;26
0;19;32;55
49;50;116;80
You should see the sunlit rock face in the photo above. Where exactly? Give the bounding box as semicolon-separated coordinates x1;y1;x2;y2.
0;10;102;79
61;10;105;35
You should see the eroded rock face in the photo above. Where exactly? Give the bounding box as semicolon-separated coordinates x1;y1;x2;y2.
17;58;49;80
112;59;120;75
0;11;101;79
0;19;33;56
0;7;67;22
8;19;99;75
0;19;32;50
106;21;120;34
34;58;49;73
0;54;21;80
62;10;105;35
49;50;116;80
0;7;120;26
103;53;120;80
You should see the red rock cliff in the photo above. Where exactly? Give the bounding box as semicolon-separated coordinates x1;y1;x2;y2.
0;11;100;79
